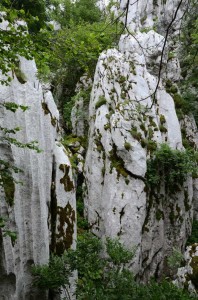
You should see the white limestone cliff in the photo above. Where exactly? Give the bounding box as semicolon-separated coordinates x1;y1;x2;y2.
0;57;76;299
84;0;197;279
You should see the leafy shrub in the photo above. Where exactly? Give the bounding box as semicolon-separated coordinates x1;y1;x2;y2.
179;2;198;123
146;143;197;192
186;220;198;245
32;233;136;298
32;233;197;300
32;252;72;298
167;248;184;269
106;237;136;265
134;280;197;300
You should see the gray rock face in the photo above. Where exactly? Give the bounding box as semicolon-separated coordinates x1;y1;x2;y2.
0;57;76;299
71;75;92;137
174;243;198;294
84;0;197;279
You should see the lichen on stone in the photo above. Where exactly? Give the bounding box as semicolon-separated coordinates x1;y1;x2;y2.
59;164;74;192
56;202;76;255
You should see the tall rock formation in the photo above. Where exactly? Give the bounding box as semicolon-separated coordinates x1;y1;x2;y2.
84;0;197;279
0;57;76;299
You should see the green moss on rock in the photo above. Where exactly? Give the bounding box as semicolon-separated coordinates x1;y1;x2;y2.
159;124;167;133
14;67;27;84
184;189;191;212
189;255;198;289
56;202;75;255
2;176;15;206
109;144;128;179
42;102;57;127
124;142;132;151
95;96;107;109
59;164;74;192
130;128;142;141
156;209;164;221
160;114;166;124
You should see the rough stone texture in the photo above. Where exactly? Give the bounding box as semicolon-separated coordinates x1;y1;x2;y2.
119;0;186;34
51;142;76;255
71;75;92;137
84;0;197;279
181;116;198;220
0;57;76;299
174;243;198;295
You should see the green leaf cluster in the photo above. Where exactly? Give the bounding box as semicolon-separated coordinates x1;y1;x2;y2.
36;0;123;132
32;253;71;291
0;0;47;32
32;233;197;300
186;220;198;245
179;0;198;123
146;143;198;192
32;233;136;299
49;0;102;27
0;216;17;245
167;248;184;269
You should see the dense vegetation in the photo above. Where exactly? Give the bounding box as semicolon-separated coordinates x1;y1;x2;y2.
32;233;197;300
179;0;198;123
146;144;198;193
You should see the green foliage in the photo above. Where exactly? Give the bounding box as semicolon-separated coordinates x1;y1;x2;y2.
146;143;198;192
95;96;107;109
0;0;47;32
0;1;51;85
167;248;184;269
32;233;136;299
168;51;176;60
0;216;17;244
76;178;89;232
32;252;71;292
0;21;33;84
0;0;121;132
106;237;136;265
189;255;198;289
44;19;120;82
49;0;102;27
130;127;142;141
124;142;132;151
63;89;91;132
109;144;128;178
32;233;197;300
0;102;28;112
132;280;197;300
186;220;198;245
179;0;198;123
38;0;122;131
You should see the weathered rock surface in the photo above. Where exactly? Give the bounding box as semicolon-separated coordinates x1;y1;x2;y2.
0;57;76;299
84;0;197;279
174;243;198;294
71;75;92;137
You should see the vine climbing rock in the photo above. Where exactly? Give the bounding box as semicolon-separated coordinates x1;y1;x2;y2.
84;0;198;279
0;56;76;299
